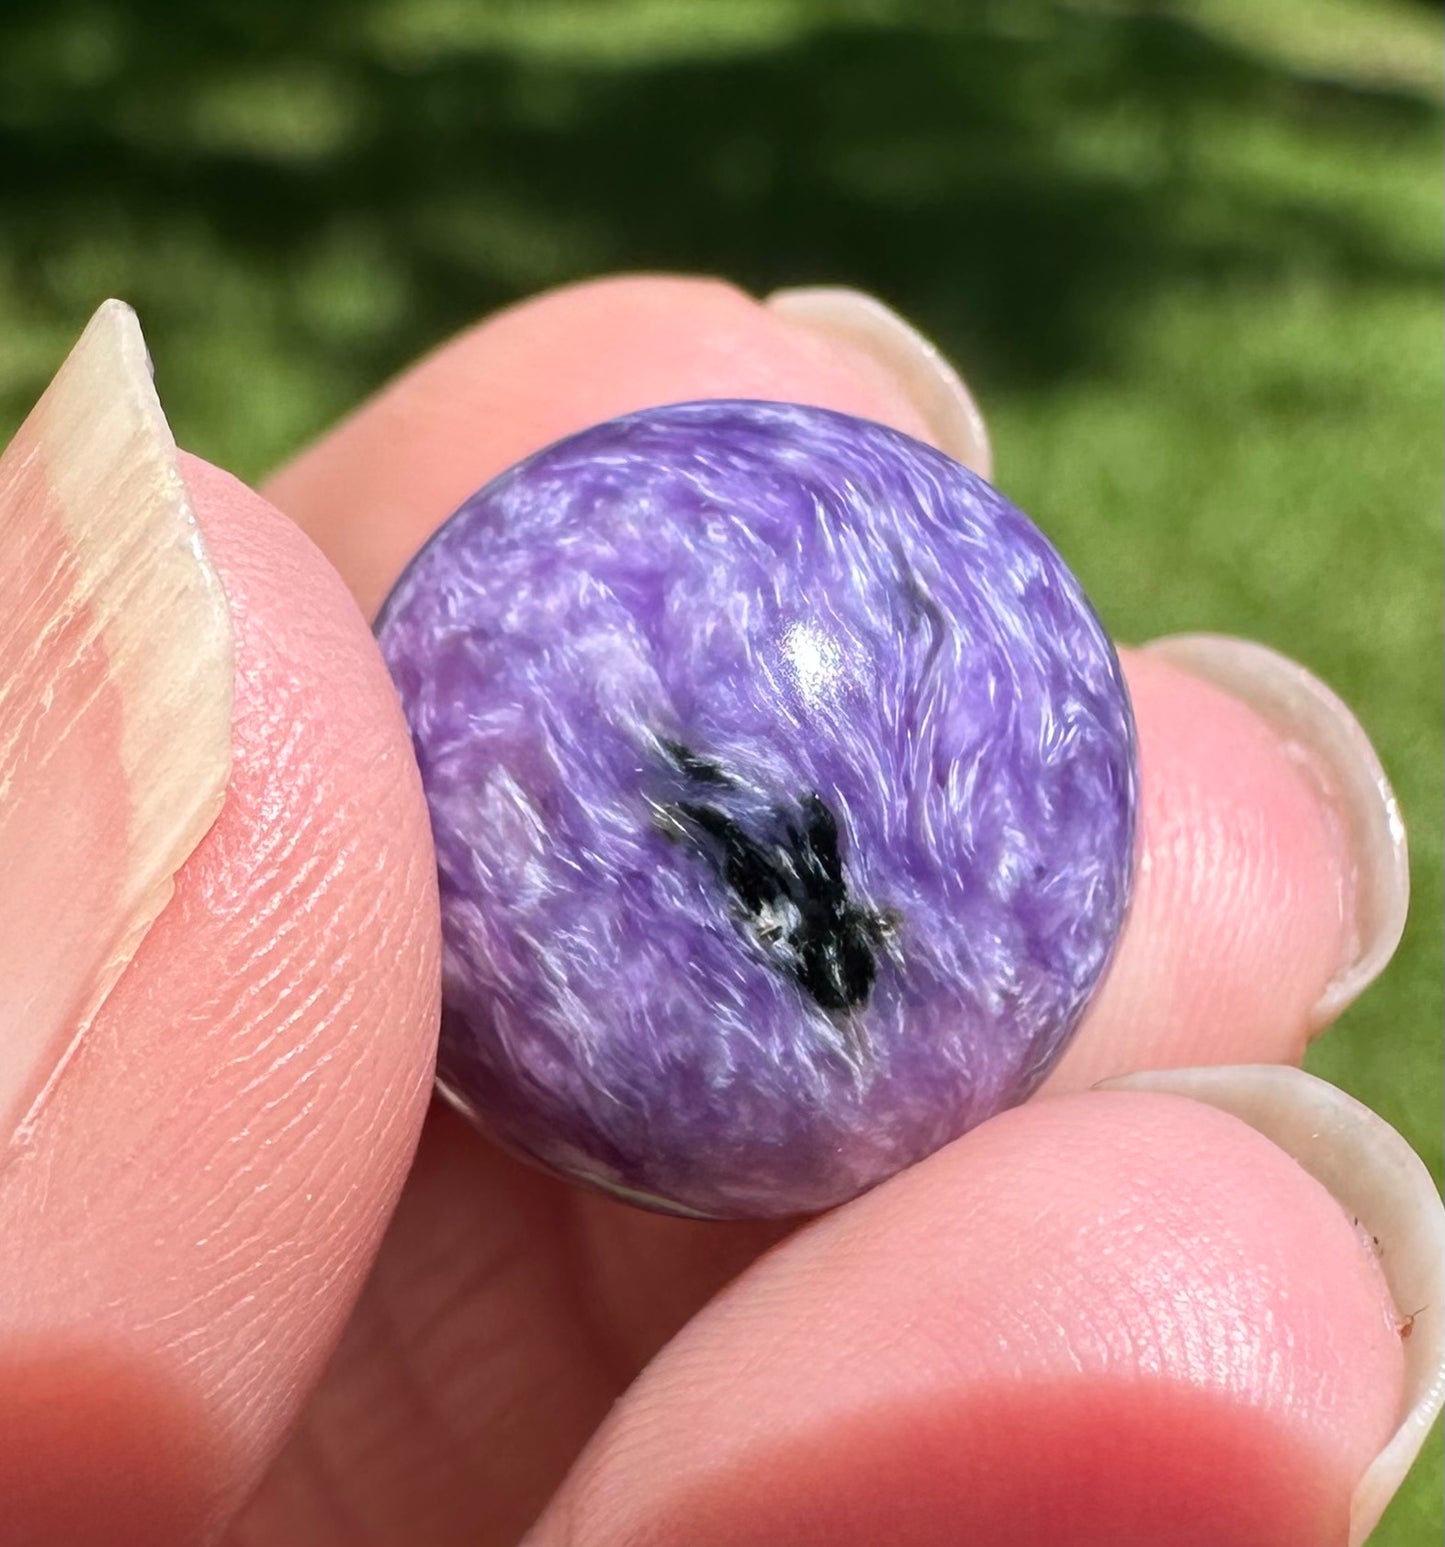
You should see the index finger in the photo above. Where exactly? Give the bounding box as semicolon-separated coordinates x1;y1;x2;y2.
264;272;1408;1089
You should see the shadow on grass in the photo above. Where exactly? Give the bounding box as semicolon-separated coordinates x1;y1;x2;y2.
1;0;1438;453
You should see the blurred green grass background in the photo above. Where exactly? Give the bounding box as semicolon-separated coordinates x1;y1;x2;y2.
1;0;1440;1538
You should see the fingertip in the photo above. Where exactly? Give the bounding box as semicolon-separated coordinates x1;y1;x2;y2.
1044;646;1358;1090
263;273;937;618
531;1092;1405;1547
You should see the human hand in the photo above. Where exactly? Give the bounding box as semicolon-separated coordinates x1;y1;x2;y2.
2;277;1439;1547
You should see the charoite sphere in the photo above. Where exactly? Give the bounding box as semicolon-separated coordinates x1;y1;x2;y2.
377;401;1137;1219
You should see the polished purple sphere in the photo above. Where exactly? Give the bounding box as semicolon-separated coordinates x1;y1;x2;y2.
377;401;1137;1218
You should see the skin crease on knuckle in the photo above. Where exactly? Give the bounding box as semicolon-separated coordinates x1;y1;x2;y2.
0;456;440;1547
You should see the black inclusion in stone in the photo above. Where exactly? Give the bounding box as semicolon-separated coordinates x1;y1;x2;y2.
659;745;887;1012
658;737;732;787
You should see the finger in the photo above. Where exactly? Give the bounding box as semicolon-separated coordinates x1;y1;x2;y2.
1044;637;1403;1090
264;275;940;623
0;450;439;1545
264;274;1401;1087
524;1080;1417;1547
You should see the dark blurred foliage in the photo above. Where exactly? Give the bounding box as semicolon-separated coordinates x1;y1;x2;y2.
0;0;1436;466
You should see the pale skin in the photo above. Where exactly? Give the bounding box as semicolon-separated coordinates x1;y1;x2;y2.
0;277;1413;1546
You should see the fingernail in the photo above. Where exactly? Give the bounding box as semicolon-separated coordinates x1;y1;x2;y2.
764;286;994;479
0;301;233;1154
1143;634;1408;1029
1098;1065;1444;1545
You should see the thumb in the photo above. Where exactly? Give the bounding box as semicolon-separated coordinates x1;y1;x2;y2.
0;315;439;1545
